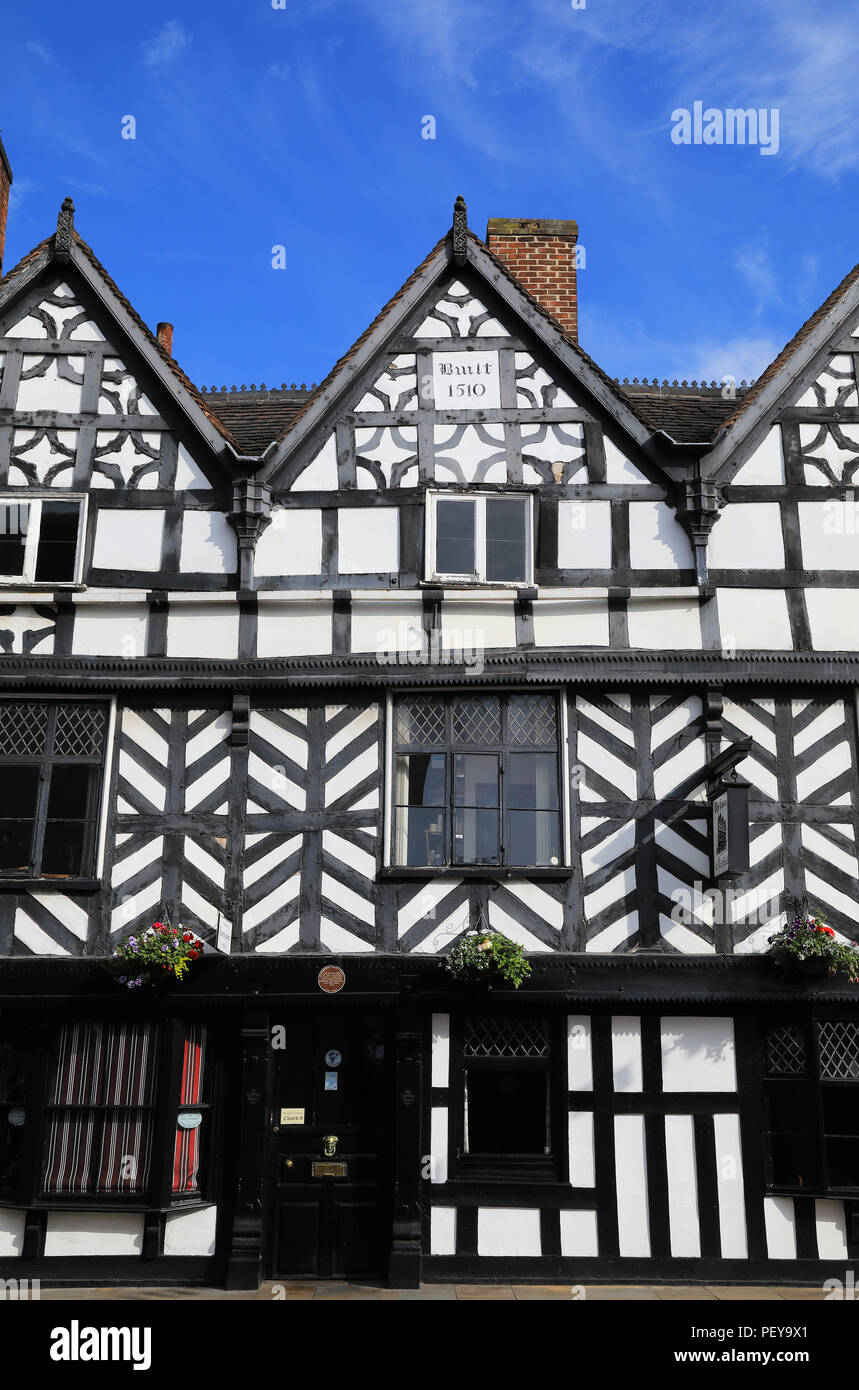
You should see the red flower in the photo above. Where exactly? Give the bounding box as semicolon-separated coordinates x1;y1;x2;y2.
153;921;163;929
183;933;191;942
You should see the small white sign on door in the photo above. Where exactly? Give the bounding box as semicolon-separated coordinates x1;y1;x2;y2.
432;350;501;408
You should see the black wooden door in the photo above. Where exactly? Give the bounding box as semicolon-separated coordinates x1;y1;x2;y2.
267;1012;392;1280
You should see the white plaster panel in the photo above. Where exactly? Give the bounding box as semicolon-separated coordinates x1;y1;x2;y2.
567;1015;593;1091
166;604;240;659
815;1199;848;1259
557;500;611;569
430;1207;456;1256
568;1110;595;1187
664;1114;700;1257
174;443;212;490
627;594;702;649
559;1209;599;1257
0;1208;25;1256
611;1016;643;1092
805;588;859;651
431;1014;450;1088
441;599;516;649
256;600;333;657
16;356;84;412
338;508;399;573
715;588;792;650
44;1212;144;1256
763;1196;797;1260
614;1114;650;1257
661;1017;736;1092
477;1208;541;1257
255;510;322;578
708;503;785;570
604;437;648;482
629;501;693;569
73;605;149;658
294;435;337;490
180;511;237;574
350;599;424;656
799;503;859;569
532;597;610;648
92;509;164;572
163;1205;217;1256
430;1108;448;1183
732;427;785;484
714;1113;748;1258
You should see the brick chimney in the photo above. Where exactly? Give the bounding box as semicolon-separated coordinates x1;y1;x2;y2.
156;322;174;355
485;218;579;341
0;131;13;277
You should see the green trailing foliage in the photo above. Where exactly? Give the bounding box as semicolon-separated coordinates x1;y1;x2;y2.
444;928;532;989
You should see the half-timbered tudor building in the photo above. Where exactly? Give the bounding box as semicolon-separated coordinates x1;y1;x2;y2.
0;136;858;1288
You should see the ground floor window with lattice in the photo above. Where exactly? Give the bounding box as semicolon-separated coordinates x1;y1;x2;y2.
763;1017;859;1193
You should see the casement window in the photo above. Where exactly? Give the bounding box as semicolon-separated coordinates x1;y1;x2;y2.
763;1019;859;1193
391;691;564;868
426;492;533;584
0;700;109;881
0;497;85;586
454;1015;564;1180
0;1017;212;1208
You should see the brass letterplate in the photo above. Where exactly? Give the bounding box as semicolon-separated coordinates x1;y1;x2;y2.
312;1160;347;1178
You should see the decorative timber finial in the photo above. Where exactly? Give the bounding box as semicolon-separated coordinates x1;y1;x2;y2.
452;194;468;266
55;196;75;263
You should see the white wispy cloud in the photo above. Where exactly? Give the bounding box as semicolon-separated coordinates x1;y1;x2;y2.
731;241;782;315
142;21;192;70
26;41;52;63
688;337;781;385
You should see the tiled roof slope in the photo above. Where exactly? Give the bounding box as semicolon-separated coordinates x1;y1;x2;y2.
618;383;752;444
201;386;312;454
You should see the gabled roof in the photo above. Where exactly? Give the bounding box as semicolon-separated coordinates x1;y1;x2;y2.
259;214;667;484
0;210;241;460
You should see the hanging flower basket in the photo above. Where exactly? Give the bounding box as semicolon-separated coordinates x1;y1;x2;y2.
444;928;532;990
768;902;859;984
109;920;204;990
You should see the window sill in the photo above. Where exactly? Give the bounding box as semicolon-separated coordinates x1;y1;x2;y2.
378;866;572;881
0;878;100;894
25;1197;214;1213
767;1185;859;1199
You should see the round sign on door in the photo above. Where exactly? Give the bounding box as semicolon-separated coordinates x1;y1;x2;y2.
318;966;346;994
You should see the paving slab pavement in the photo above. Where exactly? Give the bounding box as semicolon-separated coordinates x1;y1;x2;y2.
30;1281;829;1301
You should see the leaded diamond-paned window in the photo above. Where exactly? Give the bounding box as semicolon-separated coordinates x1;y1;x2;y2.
0;700;109;880
764;1017;859;1193
391;692;562;868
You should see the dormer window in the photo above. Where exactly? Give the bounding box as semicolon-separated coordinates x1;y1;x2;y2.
426;492;533;585
0;497;85;586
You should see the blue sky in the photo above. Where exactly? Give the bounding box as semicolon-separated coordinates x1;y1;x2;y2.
3;0;859;392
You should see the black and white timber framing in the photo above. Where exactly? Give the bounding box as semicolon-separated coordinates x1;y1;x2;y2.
0;196;858;1288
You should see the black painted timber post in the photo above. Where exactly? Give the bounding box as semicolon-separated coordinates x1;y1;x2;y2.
388;976;423;1288
226;1007;269;1290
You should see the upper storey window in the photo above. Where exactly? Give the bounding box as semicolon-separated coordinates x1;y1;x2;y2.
0;498;85;586
426;493;533;585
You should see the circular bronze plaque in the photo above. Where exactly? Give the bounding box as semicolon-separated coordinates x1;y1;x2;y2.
317;965;346;994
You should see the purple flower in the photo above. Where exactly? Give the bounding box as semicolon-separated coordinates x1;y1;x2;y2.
119;976;127;984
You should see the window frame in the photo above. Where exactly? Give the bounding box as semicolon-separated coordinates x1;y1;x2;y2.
450;1012;567;1183
762;1015;859;1198
384;688;570;873
424;490;535;587
0;1013;217;1213
0;695;115;889
0;494;88;588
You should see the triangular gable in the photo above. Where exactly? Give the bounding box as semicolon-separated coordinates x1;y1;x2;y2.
0;217;241;490
261;223;665;493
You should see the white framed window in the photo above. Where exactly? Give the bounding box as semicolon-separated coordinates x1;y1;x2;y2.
387;690;567;869
425;492;533;585
0;496;86;586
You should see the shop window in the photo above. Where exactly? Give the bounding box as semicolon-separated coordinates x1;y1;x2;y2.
0;498;85;586
0;1018;214;1208
764;1019;859;1193
0;700;109;881
391;692;563;868
426;493;533;584
455;1016;562;1180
